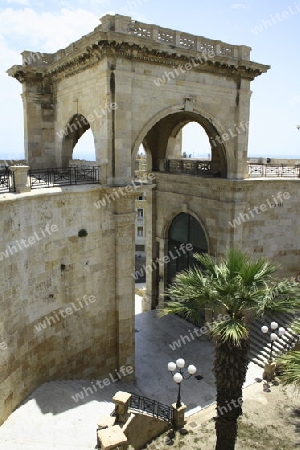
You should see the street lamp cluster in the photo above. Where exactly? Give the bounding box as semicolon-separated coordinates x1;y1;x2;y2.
168;358;196;408
261;321;286;362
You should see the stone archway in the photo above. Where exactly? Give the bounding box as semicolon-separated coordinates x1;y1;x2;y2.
143;110;228;177
165;212;208;326
5;13;270;426
167;212;208;286
132;106;230;177
61;114;91;167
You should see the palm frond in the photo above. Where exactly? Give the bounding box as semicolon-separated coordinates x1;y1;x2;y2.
277;351;300;389
239;257;277;286
162;247;300;348
158;301;193;318
166;266;220;307
290;318;300;335
210;318;248;346
257;279;300;315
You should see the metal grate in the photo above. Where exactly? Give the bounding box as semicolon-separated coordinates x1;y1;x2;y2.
129;393;174;423
248;163;300;178
29;166;100;189
166;159;212;176
0;168;15;193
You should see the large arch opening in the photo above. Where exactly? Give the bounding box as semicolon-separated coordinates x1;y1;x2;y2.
61;114;95;167
140;110;227;177
181;122;211;159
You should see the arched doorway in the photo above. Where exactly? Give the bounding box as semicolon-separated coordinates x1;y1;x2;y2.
167;213;208;285
167;213;208;325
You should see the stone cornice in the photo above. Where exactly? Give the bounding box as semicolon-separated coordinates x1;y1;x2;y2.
7;14;270;83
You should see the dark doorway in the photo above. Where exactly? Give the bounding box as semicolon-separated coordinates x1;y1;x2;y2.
167;212;208;325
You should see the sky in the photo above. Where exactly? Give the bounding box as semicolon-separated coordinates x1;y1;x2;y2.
0;0;299;162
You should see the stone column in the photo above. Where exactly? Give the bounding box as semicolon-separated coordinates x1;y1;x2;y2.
114;193;136;380
9;165;30;193
156;237;166;310
262;362;277;382
145;187;159;310
112;391;132;424
113;58;133;184
231;77;252;179
172;403;187;429
21;77;56;168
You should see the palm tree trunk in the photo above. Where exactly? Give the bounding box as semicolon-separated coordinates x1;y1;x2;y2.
214;338;250;450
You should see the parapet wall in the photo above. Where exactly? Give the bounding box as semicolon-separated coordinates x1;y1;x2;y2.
0;185;135;425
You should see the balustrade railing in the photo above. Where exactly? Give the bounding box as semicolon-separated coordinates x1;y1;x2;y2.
164;160;300;179
127;20;247;60
23;15;250;68
166;159;212;176
0;168;15;193
29;166;100;189
248;163;300;178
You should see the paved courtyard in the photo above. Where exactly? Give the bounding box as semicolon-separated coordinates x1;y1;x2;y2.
0;291;262;449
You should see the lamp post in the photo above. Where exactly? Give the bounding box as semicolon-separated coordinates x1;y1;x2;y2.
261;321;286;362
168;358;196;408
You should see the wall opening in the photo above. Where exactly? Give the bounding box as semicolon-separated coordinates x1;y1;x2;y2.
133;144;150;281
166;212;208;325
143;111;227;177
72;128;96;163
61;114;94;167
181;122;211;159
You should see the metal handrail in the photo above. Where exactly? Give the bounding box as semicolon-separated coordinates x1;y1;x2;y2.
0;168;15;193
248;163;300;178
29;166;100;189
165;159;212;176
129;393;174;423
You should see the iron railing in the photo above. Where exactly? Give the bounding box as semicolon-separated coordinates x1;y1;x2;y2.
29;166;100;189
166;159;212;176
165;160;300;179
0;168;15;193
129;393;174;423
248;163;300;178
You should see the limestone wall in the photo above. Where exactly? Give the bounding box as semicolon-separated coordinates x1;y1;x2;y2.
152;174;300;306
124;412;171;449
0;185;135;425
240;179;300;277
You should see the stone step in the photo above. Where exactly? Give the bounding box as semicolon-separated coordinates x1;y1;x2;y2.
248;312;299;368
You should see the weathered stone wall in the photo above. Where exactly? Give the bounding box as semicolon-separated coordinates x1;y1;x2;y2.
123;412;171;449
55;61;110;168
239;179;300;277
152;174;300;305
0;185;135;425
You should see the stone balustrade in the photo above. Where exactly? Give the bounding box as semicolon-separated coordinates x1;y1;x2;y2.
20;14;251;67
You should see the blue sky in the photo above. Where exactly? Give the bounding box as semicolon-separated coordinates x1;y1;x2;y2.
0;0;299;161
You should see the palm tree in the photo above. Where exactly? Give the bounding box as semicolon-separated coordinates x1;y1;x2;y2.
277;319;300;389
161;249;300;450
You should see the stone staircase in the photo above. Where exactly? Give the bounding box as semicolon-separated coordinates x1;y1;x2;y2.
248;313;299;368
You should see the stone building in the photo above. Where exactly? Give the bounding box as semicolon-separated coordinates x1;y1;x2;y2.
1;14;299;425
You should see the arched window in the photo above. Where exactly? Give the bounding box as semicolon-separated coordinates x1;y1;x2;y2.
181;122;211;159
72;128;95;161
